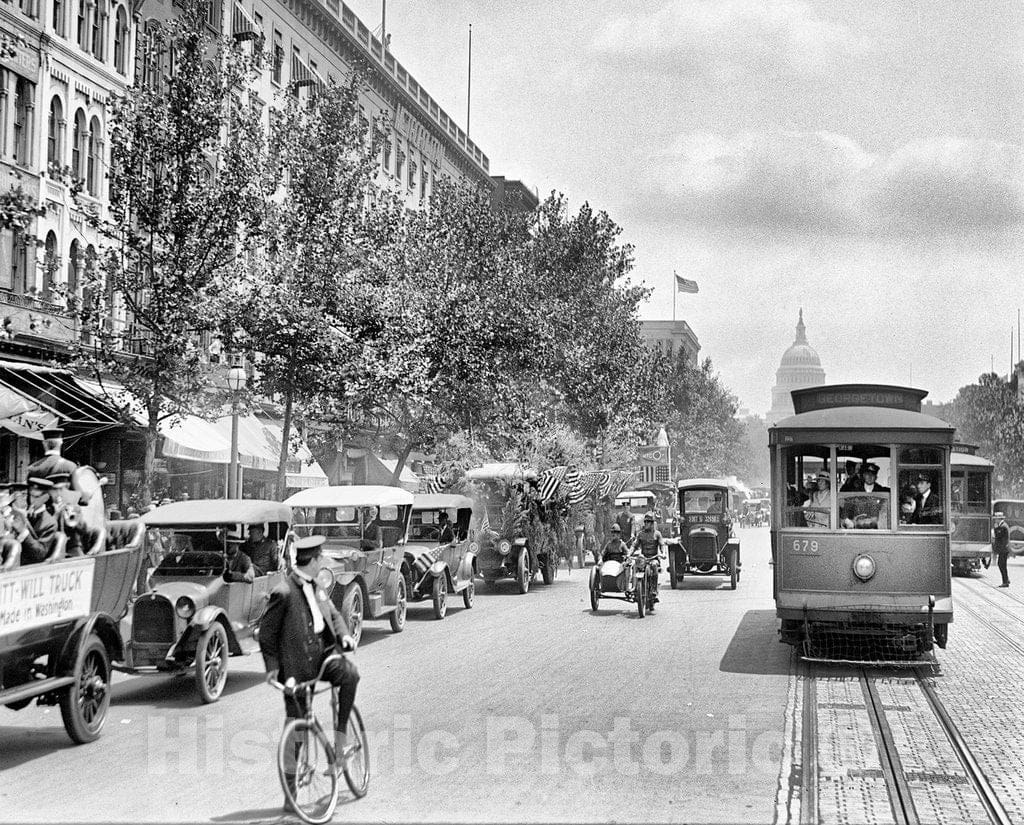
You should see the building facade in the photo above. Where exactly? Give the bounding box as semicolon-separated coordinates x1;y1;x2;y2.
768;309;826;423
639;319;700;365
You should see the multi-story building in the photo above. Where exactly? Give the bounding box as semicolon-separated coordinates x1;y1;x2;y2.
639;319;700;365
490;176;539;213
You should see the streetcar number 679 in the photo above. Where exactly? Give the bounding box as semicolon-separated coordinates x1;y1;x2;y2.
792;539;819;553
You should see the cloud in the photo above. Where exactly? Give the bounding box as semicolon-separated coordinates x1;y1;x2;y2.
633;131;1024;234
589;0;867;79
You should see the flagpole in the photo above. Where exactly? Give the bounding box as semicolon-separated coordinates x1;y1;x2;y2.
672;271;676;323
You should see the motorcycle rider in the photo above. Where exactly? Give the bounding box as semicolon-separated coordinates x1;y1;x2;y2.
630;513;666;604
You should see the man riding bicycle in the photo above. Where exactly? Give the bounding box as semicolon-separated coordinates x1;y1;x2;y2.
260;535;358;813
630;514;666;605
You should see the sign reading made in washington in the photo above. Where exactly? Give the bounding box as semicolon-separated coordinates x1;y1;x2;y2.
0;558;95;636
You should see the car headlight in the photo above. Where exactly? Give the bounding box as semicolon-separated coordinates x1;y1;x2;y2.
498;539;512;555
316;567;335;591
852;554;876;582
175;596;196;619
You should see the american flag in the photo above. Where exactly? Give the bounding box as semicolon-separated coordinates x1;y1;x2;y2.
536;465;568;502
412;546;442;577
675;271;699;294
479;509;491;534
424;473;448;494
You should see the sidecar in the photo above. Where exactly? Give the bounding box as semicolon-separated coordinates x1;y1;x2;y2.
588;557;651;617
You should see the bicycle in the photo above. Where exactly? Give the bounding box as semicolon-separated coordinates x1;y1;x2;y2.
269;651;369;824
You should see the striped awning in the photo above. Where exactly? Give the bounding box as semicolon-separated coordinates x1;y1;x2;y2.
291;52;323;89
232;2;260;41
0;361;123;429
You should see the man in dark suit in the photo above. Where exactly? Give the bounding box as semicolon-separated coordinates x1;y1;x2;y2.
913;473;943;524
260;535;358;811
15;477;61;564
26;427;78;481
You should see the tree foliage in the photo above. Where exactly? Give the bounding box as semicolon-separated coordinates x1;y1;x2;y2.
951;369;1024;496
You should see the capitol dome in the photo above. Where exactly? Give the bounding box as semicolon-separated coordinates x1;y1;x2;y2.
768;309;826;422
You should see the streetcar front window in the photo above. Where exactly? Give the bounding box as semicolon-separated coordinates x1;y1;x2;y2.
836;447;891;530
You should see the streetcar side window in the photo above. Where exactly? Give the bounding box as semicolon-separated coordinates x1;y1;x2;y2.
780;445;832;529
966;472;989;515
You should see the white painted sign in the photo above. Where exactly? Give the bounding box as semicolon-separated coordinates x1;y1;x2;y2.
0;558;95;636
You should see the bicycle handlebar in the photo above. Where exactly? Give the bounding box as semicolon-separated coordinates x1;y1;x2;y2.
267;650;350;696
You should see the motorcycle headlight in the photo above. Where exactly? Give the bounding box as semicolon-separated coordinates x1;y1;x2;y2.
175;596;196;619
316;566;335;591
852;554;876;582
498;539;512;556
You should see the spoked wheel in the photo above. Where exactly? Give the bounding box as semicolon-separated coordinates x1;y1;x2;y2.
432;575;447;619
341;706;370;798
59;633;111;744
194;622;229;704
342;584;365;647
278;719;339;825
589;569;600;612
636;577;646;618
389;577;407;632
462;579;475;609
646;567;658;612
516;550;531;594
728;549;737;590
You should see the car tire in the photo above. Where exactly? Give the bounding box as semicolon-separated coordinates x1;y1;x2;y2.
342;583;364;647
60;633;111;744
431;575;447;620
389;577;407;633
516;550;530;594
194;622;229;704
462;579;475;609
669;559;679;590
728;548;737;591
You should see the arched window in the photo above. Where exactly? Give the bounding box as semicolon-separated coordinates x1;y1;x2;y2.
43;231;58;298
47;96;63;167
113;5;128;74
87;116;101;195
91;0;106;59
71;109;86;179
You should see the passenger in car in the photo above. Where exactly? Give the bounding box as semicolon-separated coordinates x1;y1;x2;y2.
223;536;255;583
15;478;60;564
437;511;455;545
244;524;280;576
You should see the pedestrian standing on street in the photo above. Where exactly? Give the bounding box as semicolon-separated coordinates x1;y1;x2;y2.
260;535;358;814
993;511;1011;587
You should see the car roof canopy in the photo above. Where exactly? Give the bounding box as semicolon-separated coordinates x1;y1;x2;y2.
142;499;293;526
677;478;737;491
616;490;656;500
284;485;414;509
412;493;475;511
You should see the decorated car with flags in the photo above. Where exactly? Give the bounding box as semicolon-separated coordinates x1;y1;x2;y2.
403;494;479;618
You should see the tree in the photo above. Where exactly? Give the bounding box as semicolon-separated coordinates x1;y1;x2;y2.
72;0;265;503
221;74;388;496
951;370;1024;496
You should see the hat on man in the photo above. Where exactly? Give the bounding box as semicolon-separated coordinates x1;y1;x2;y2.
294;534;325;563
41;426;64;439
862;462;880;475
816;471;830;481
47;472;72;487
610;523;621;533
643;513;655;522
27;476;54;489
994;511;1005;519
915;473;932;483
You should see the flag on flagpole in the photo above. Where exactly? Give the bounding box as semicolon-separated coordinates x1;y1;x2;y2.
674;271;699;294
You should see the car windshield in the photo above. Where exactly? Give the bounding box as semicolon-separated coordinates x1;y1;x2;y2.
293;504;406;552
681;489;726;514
151;528;226;576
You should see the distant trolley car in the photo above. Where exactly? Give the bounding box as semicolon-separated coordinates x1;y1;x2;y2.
771;384;954;661
949;444;993;575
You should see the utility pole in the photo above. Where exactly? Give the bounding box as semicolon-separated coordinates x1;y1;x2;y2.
381;0;386;48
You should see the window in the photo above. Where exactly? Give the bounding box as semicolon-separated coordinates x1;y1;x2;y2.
20;0;36;19
395;144;404;182
780;445;832;529
43;232;58;297
0;230;13;290
836;448;892;530
76;0;87;48
407;147;416;190
72;109;86;179
141;20;162;90
205;0;221;32
47;96;63;166
67;238;80;308
87;116;101;196
11;230;28;294
252;11;264;66
91;0;106;59
419;153;427;200
52;0;65;34
271;30;283;84
381;132;391;174
113;5;128;73
12;78;32;166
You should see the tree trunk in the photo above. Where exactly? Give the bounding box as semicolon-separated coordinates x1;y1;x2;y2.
140;422;159;509
389;441;415;488
276;387;294;501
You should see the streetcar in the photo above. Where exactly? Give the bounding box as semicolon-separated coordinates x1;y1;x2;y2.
771;384;955;661
949;444;993;575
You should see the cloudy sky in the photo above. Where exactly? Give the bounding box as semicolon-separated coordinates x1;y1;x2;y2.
348;1;1024;413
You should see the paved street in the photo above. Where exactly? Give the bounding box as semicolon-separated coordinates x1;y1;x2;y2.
3;530;1024;823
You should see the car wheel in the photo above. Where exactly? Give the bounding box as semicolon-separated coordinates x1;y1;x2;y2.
728;548;737;590
342;583;364;647
669;559;679;590
516;550;530;594
462;579;475;609
194;622;229;704
432;575;447;620
60;633;111;744
389;577;407;632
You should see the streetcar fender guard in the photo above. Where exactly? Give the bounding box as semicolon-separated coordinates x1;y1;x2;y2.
55;612;124;676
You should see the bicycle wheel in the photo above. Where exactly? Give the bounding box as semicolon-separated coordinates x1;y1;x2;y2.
278;718;339;825
342;706;370;798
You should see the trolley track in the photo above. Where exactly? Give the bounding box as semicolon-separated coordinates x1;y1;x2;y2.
798;662;1012;824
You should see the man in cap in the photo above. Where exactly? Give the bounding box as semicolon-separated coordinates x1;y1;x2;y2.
614;502;634;542
599;523;628;564
260;535;358;812
912;473;942;525
47;472;87;556
242;523;279;577
630;513;666;605
222;532;255;583
840;460;862;492
436;511;455;545
993;511;1010;587
14;478;60;564
802;471;832;528
25;426;78;481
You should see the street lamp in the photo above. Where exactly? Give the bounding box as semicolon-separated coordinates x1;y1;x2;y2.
227;364;247;499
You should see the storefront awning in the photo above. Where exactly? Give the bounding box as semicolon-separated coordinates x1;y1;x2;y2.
0;383;59;439
0;361;124;430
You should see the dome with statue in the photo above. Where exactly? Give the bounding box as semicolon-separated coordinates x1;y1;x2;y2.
768;309;826;422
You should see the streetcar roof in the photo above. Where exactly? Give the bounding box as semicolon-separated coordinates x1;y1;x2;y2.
412;493;475;511
950;453;994;469
284;485;414;508
771;406;955;434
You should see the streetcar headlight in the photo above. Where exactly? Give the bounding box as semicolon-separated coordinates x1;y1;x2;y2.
852;554;876;582
498;539;512;556
175;596;196;619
